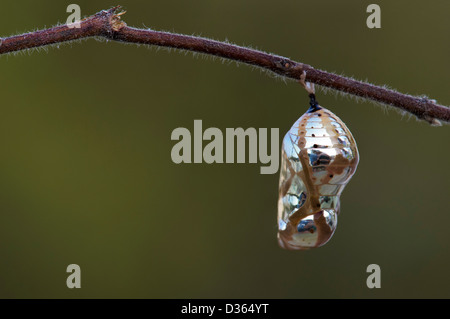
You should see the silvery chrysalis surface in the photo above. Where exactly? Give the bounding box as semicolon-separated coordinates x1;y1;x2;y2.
277;102;359;250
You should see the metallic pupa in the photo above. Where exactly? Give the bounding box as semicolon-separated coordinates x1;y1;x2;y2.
277;104;359;250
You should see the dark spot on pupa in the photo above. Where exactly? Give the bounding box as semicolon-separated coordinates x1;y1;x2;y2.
312;134;315;137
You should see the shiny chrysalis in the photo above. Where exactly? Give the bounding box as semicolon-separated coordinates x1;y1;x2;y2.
277;88;359;250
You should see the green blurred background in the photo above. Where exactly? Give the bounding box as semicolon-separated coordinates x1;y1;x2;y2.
0;0;449;298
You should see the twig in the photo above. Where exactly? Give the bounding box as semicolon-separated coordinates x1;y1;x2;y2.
1;6;448;125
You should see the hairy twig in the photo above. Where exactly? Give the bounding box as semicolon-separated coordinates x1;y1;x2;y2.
1;6;448;125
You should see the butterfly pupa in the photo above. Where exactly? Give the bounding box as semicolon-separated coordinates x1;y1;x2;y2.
277;95;359;250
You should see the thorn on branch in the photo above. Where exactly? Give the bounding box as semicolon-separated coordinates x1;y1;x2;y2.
110;12;127;32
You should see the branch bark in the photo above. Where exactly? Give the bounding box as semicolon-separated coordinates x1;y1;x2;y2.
1;6;448;125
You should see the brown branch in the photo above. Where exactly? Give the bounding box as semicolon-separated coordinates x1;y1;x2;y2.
1;6;449;125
